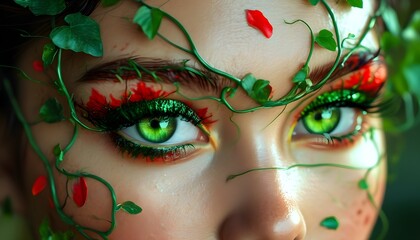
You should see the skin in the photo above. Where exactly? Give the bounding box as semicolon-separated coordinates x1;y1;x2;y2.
2;0;386;239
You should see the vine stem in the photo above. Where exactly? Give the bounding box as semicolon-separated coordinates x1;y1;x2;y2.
55;49;103;132
4;78;118;240
3;78;76;233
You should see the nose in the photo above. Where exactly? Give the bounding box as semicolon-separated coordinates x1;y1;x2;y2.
218;171;307;240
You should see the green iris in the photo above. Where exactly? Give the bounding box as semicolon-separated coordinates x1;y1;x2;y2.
302;107;341;134
136;117;177;143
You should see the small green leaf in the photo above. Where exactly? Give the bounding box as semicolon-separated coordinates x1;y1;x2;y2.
315;29;337;51
53;144;65;162
320;216;339;230
241;74;272;104
251;80;272;104
346;0;363;8
101;0;120;7
50;13;103;57
133;6;164;40
347;33;356;39
309;0;320;5
117;201;142;214
42;43;57;66
292;66;310;83
14;0;66;16
241;73;257;94
358;179;369;190
39;98;65;123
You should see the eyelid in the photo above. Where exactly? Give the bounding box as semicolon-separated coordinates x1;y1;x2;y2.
299;89;373;118
83;98;203;132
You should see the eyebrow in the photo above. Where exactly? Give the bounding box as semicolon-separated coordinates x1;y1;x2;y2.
79;50;381;94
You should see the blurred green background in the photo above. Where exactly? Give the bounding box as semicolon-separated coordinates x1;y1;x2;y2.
378;1;420;239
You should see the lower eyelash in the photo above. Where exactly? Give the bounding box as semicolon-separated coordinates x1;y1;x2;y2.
110;133;195;162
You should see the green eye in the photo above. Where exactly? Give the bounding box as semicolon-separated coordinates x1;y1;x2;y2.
136;117;177;143
302;107;341;134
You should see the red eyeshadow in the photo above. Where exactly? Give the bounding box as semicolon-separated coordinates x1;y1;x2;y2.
339;61;387;95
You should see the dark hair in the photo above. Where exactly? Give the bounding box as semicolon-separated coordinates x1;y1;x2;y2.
0;0;101;167
0;0;101;67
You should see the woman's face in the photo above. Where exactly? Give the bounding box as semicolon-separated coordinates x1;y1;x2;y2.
16;0;386;239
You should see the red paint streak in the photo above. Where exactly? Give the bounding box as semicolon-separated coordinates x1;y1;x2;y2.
86;88;108;112
72;177;88;208
245;9;273;38
32;60;44;72
341;62;387;95
196;107;216;125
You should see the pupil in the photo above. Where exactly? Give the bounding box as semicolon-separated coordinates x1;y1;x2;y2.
150;119;161;129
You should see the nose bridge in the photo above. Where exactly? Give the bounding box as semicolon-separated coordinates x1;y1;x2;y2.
219;170;307;240
218;121;307;239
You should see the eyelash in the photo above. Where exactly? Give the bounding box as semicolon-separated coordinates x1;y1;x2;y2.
292;89;380;148
84;99;208;162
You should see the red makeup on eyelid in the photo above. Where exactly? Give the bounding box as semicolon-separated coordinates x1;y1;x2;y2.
86;81;172;112
334;60;387;94
85;81;215;125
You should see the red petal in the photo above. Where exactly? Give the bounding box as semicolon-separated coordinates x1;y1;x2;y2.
32;175;47;196
245;9;273;38
32;60;44;72
72;177;88;207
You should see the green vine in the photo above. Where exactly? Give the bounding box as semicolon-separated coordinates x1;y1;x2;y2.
1;0;403;239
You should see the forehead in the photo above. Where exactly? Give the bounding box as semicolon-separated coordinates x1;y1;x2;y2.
68;0;377;96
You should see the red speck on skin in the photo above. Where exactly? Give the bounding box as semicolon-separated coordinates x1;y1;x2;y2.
32;60;44;72
245;9;273;38
32;175;47;196
72;177;88;208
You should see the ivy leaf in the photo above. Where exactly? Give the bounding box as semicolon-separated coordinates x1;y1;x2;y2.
53;144;64;162
101;0;120;7
42;43;57;66
39;98;65;123
241;74;272;104
346;0;363;8
315;29;337;51
133;6;164;40
309;0;320;5
50;13;103;57
14;0;66;16
117;201;142;214
292;66;310;83
320;216;339;230
241;73;257;94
